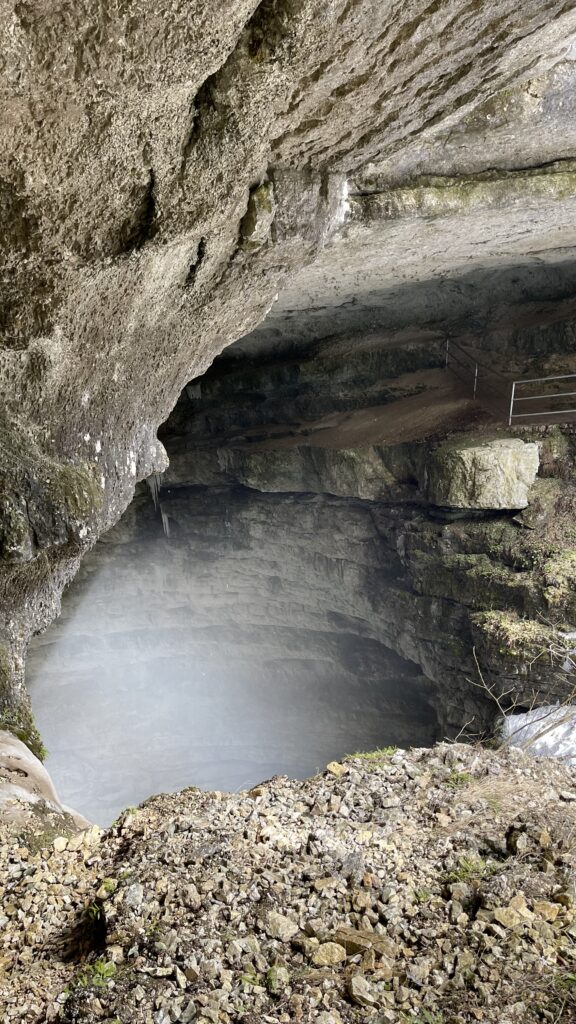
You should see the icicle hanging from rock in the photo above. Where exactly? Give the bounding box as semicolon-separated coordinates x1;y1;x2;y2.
146;473;170;537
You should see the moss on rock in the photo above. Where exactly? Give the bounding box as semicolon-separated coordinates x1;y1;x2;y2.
0;643;46;760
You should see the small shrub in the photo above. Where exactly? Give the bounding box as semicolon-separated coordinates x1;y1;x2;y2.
444;854;494;883
69;957;116;991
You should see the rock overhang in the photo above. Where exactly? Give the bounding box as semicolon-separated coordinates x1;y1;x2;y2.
2;0;576;748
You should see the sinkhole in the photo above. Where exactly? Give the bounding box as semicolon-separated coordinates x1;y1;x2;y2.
26;481;441;825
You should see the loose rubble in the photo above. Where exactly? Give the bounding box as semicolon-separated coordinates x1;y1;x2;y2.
1;744;576;1023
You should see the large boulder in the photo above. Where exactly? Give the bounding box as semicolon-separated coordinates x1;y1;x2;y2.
423;437;539;509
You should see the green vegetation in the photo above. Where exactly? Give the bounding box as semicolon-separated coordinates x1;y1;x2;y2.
375;167;576;224
0;704;48;761
475;609;575;666
443;854;500;884
445;770;472;789
86;900;105;922
0;642;47;759
97;877;118;897
414;888;433;904
66;957;116;993
240;971;264;988
347;746;398;761
554;972;576;993
550;971;576;1021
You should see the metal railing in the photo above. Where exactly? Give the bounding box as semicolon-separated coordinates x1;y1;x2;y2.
508;374;576;425
446;339;576;426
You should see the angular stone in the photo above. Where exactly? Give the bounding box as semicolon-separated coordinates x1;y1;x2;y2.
424;437;539;509
493;906;523;929
333;927;397;959
266;965;290;993
262;911;299;943
533;900;560;922
124;883;144;910
347;974;376;1006
311;942;347;966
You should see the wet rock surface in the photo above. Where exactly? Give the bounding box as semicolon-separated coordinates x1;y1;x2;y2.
158;306;576;729
1;743;576;1022
26;420;576;824
0;730;89;834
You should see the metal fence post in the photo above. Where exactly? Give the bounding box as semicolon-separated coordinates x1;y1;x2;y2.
508;381;516;426
473;363;478;399
445;338;449;368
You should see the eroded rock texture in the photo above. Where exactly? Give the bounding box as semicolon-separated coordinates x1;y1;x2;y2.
2;2;576;747
0;729;89;834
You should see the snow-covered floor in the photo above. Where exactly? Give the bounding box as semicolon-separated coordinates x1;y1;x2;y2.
503;704;576;765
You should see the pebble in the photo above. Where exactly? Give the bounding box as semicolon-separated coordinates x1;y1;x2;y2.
1;742;575;1024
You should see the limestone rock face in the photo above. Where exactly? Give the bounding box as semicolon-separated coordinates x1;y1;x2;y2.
0;729;88;834
424;438;540;509
2;0;576;742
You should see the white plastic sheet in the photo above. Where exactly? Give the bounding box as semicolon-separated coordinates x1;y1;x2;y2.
503;704;576;765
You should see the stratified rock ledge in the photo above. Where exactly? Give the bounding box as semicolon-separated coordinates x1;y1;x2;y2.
1;743;575;1023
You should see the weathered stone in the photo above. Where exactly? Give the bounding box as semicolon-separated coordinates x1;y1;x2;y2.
0;729;89;837
333;927;397;960
533;900;561;922
423;438;540;509
311;942;347;966
0;744;574;1022
347;974;376;1006
266;965;290;994
262;911;299;943
241;183;276;252
493;905;524;929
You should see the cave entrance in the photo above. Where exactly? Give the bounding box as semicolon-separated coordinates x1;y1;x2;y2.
25;237;576;827
26;481;440;826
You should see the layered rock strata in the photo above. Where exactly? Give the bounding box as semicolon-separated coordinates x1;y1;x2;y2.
3;3;576;748
159;326;576;730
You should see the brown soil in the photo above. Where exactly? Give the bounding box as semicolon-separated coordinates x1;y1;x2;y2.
237;369;490;450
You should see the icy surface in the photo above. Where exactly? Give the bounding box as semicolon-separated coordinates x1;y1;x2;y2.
503;704;576;765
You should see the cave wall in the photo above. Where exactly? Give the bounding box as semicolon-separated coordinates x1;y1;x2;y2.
2;2;576;749
157;313;576;731
26;487;441;820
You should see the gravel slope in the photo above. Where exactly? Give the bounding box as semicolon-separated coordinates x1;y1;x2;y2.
2;743;576;1023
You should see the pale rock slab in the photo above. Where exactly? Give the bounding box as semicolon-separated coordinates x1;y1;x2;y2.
423;437;539;509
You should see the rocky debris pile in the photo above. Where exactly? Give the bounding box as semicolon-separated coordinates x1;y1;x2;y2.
2;743;576;1023
0;824;104;1021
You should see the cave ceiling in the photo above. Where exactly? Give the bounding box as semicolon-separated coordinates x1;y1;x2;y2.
2;1;576;739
